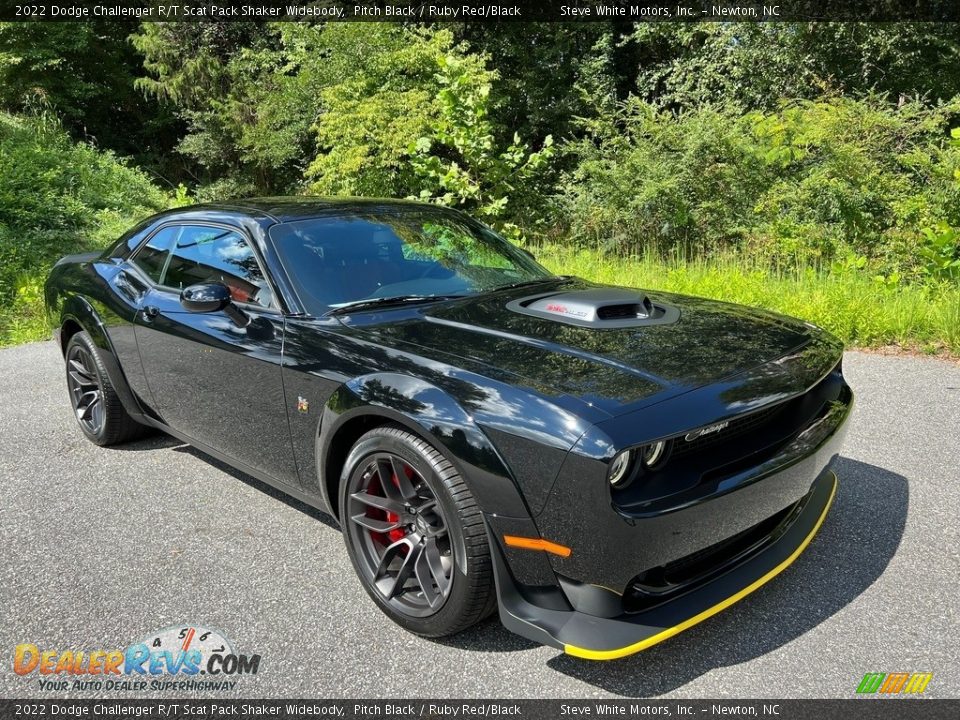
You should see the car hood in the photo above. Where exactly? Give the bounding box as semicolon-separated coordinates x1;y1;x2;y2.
341;279;823;417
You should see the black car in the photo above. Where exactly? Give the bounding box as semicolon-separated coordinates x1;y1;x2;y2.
45;198;852;660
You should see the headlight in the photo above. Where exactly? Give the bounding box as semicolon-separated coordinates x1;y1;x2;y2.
641;440;667;468
608;450;633;486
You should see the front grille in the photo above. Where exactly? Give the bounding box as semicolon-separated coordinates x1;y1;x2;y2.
671;402;786;460
612;361;844;513
653;504;794;584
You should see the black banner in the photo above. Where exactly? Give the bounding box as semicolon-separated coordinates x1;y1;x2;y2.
1;700;959;720
5;0;960;23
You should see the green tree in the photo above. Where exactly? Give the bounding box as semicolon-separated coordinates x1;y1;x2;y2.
407;53;554;234
630;23;960;111
131;22;300;195
307;25;553;235
0;22;179;167
303;24;445;198
451;23;634;144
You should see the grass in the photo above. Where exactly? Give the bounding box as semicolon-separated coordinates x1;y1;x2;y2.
534;244;960;357
4;246;959;357
0;273;48;347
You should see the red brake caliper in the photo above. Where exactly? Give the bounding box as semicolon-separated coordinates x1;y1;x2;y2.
368;463;409;545
386;468;407;543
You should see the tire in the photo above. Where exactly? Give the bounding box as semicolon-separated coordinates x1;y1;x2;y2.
339;424;496;637
64;331;148;446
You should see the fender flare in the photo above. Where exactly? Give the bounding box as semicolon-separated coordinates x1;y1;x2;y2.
59;296;147;422
61;295;112;353
316;372;533;520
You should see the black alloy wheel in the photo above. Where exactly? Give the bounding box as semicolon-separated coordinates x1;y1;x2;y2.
339;424;495;637
346;452;453;616
63;331;147;446
66;342;105;437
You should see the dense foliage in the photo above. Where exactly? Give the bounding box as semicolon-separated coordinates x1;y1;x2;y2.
629;24;960;110
1;20;959;351
0;22;181;172
561;96;960;277
0;111;171;341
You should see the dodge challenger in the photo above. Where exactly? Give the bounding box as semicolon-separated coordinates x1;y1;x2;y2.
45;198;852;659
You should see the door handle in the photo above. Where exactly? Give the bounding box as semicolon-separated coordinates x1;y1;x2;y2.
141;305;160;322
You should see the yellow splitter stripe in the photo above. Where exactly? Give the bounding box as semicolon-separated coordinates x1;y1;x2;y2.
565;473;838;660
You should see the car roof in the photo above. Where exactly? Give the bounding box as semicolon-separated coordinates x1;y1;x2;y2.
185;196;451;224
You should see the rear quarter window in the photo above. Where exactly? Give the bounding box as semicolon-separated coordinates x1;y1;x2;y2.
108;217;161;260
130;226;179;284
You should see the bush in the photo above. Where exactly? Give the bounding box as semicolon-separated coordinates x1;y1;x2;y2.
0;110;171;344
561;99;767;255
559;96;960;276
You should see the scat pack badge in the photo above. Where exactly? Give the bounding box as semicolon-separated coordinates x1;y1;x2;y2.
12;624;261;692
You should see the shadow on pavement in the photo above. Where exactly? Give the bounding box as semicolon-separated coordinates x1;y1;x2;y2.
432;616;540;653
541;457;907;696
153;439;342;531
108;431;182;452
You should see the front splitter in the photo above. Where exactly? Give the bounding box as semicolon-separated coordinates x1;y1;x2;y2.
491;470;838;660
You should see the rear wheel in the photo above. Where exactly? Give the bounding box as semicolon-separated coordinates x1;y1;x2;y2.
64;331;147;446
339;424;495;637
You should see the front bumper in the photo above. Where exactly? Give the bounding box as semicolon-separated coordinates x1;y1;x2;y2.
536;367;852;594
492;469;837;660
485;343;851;658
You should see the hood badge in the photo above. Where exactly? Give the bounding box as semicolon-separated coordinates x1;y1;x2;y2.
685;420;729;442
296;396;310;414
544;303;588;318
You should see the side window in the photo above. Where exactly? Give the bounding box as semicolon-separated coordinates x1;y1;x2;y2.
130;226;179;283
110;218;156;260
164;225;272;308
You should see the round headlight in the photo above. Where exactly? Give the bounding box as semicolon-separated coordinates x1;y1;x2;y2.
641;440;667;468
608;450;633;486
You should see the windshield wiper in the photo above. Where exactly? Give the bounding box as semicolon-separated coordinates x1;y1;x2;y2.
488;277;563;293
325;294;466;316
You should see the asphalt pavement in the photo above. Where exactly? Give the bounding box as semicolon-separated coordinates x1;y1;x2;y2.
1;341;958;698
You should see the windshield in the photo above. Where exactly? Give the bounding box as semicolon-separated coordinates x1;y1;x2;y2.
269;210;553;315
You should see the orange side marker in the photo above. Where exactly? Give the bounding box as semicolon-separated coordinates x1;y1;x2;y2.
503;535;572;558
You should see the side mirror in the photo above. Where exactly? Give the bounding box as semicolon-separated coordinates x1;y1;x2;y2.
180;282;249;327
180;282;231;313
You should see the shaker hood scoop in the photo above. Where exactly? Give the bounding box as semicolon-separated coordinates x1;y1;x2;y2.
506;287;680;328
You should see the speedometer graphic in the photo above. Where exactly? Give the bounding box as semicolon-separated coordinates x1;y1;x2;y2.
139;624;235;664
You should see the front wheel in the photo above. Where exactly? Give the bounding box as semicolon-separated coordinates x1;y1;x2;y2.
339;424;495;637
64;331;148;446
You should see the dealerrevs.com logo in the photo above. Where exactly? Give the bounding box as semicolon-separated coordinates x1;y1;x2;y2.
13;624;261;692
